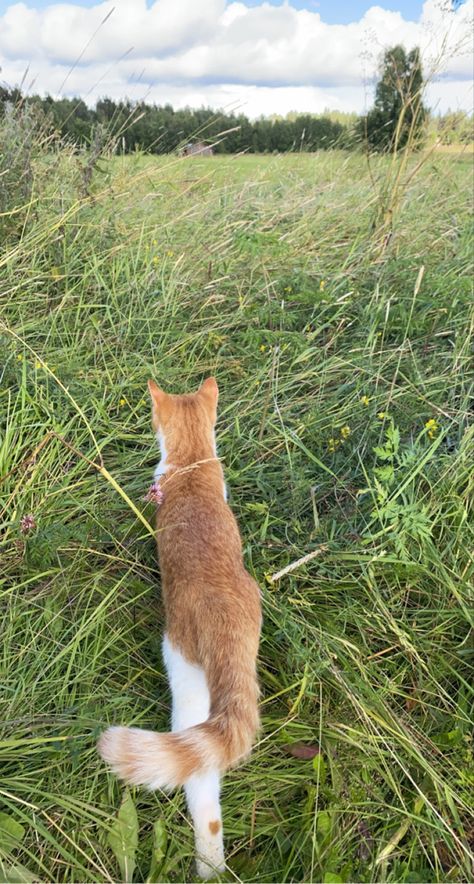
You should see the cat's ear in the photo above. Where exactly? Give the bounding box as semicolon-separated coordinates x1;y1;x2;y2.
198;377;219;420
148;379;166;402
148;379;168;427
199;377;219;404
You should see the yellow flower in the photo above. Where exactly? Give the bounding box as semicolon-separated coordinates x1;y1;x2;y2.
16;354;23;361
360;395;370;406
340;425;351;439
166;250;174;258
319;280;326;291
260;344;266;352
35;361;42;370
328;437;341;453
425;418;439;440
153;256;159;265
284;286;292;293
153;239;158;245
377;411;386;420
119;398;126;407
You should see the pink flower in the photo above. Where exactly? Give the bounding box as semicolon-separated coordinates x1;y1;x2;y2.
143;482;164;505
20;514;36;534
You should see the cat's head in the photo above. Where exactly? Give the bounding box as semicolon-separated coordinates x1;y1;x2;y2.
147;377;219;461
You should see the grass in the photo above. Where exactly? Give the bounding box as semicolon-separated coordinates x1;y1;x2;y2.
0;145;473;883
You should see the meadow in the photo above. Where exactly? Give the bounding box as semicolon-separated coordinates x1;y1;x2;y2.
1;146;473;882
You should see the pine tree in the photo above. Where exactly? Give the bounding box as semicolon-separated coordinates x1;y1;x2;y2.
361;45;426;152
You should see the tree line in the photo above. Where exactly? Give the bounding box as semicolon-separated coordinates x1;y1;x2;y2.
0;45;472;155
0;88;354;153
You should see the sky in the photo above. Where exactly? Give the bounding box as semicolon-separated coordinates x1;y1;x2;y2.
0;0;472;117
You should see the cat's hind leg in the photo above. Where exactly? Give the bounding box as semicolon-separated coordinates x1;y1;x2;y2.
162;635;225;878
185;768;225;880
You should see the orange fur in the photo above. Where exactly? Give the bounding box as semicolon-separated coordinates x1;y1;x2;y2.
98;377;261;787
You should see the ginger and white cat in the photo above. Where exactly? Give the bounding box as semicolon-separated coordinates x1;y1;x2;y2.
98;377;261;879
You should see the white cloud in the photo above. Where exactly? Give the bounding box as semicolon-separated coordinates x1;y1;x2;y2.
0;0;472;115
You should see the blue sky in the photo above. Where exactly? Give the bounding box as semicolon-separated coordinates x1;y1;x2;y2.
234;1;425;23
0;0;425;17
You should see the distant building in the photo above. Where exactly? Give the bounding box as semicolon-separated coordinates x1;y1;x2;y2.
181;142;214;157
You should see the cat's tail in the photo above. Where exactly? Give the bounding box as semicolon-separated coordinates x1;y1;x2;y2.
97;666;259;791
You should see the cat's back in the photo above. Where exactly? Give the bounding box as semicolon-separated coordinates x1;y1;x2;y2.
156;467;245;583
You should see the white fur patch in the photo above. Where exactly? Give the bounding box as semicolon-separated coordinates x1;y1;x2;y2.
154;430;169;479
212;430;228;502
162;634;210;731
162;636;225;879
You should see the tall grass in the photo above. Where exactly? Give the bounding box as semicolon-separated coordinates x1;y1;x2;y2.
1;141;473;882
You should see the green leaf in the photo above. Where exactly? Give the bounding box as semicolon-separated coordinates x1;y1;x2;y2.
313;753;327;786
373;446;392;461
316;810;332;839
386;425;400;453
374;464;394;483
0;862;37;883
107;789;139;883
0;813;25;856
375;817;411;864
146;818;167;883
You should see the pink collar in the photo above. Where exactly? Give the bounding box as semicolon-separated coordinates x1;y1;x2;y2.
143;482;164;505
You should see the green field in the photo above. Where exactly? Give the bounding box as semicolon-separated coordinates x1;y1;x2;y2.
1;149;473;882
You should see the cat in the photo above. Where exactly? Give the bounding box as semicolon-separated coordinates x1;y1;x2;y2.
98;377;261;879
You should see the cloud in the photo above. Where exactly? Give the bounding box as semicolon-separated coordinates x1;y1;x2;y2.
0;0;472;115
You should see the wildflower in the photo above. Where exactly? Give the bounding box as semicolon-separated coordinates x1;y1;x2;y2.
328;437;341;453
119;398;126;407
143;482;164;505
377;412;386;420
259;344;267;352
340;425;351;440
284;286;292;293
35;361;43;370
16;354;23;361
153;239;158;245
319;280;326;292
166;250;174;258
360;395;370;406
20;514;36;534
425;418;439;440
153;256;160;265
